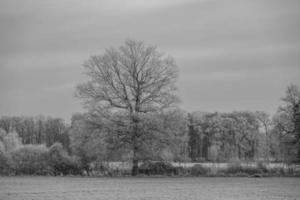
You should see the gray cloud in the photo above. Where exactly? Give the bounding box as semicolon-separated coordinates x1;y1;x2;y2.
0;0;300;121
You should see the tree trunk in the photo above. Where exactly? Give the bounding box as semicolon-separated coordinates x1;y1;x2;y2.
199;132;203;161
131;145;139;176
131;114;139;176
238;145;241;160
131;159;138;176
295;101;300;162
265;131;269;161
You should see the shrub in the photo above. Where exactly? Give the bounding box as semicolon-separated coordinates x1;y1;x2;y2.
190;164;210;176
225;161;267;175
267;167;284;175
10;144;50;175
226;161;243;174
139;161;176;175
240;166;263;175
48;143;82;175
173;166;187;176
256;161;268;173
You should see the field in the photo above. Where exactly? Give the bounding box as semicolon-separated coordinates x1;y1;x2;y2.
0;177;300;200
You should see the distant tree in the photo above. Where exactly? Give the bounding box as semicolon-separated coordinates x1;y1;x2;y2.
218;115;238;161
220;112;260;161
0;128;6;141
255;111;272;160
68;113;107;175
187;111;262;162
187;114;200;161
0;116;70;150
76;39;179;175
2;131;22;152
44;118;67;147
273;84;300;161
0;117;12;133
0;141;5;154
188;112;220;161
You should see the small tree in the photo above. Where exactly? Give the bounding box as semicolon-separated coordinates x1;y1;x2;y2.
76;39;179;175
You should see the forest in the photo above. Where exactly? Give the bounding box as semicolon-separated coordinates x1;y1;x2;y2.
0;40;299;176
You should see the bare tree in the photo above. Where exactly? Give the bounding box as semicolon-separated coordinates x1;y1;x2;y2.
76;39;179;175
255;111;272;160
274;84;300;161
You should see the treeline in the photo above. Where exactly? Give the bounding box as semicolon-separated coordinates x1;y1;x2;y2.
188;111;289;162
0;84;299;175
0;118;80;175
186;84;300;163
0;116;69;149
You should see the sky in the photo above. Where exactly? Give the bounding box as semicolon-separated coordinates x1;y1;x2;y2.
0;0;300;122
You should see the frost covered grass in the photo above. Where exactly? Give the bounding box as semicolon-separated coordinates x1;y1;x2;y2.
0;177;300;200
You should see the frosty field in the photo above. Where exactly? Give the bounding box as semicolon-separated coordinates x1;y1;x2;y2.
0;177;300;200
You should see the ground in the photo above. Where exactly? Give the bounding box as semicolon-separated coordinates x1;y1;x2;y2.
0;177;300;200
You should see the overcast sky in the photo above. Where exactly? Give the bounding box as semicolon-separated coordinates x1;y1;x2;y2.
0;0;300;122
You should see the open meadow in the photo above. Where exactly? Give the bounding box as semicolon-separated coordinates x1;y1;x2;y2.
1;177;300;200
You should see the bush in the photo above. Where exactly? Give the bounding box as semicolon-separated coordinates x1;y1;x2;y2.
225;162;267;175
256;161;268;173
49;143;82;175
7;143;82;176
139;161;176;175
241;166;263;175
267;167;284;175
10;145;50;175
226;161;243;174
173;166;187;176
190;164;210;176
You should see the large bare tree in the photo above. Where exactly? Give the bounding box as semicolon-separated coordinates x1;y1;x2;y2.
76;39;179;175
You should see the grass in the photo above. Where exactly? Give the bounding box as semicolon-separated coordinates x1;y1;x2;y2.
0;177;300;200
